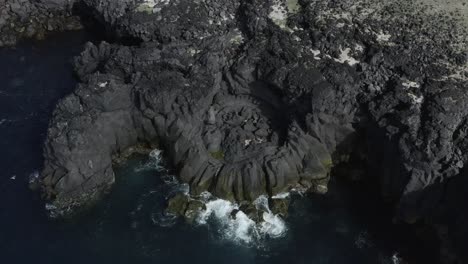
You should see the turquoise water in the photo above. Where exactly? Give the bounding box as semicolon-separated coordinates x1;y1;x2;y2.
0;31;438;264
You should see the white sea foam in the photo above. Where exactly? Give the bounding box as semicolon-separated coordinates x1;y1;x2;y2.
198;191;214;203
260;212;287;237
196;198;256;243
45;203;60;218
136;150;286;244
272;192;290;199
197;199;238;224
134;149;164;172
195;194;287;244
255;195;287;238
290;187;307;196
229;211;257;244
149;149;163;162
253;195;270;212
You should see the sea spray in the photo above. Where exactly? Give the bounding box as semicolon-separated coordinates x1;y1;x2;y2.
254;195;287;238
136;149;288;244
134;149;165;172
195;193;287;245
197;199;237;223
253;195;270;212
197;198;257;243
260;212;287;238
271;192;290;199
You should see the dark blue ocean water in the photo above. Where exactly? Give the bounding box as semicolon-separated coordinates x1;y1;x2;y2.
0;32;438;264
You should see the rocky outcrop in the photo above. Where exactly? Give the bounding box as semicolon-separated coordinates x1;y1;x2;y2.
41;22;341;215
0;0;82;46
28;0;467;261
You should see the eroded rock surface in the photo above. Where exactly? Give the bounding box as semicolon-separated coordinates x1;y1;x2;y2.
0;0;82;46
6;0;466;261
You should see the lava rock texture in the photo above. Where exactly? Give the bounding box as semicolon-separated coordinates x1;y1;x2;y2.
4;0;467;262
0;0;82;46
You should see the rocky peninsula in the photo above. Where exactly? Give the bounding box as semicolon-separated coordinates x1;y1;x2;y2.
3;0;467;262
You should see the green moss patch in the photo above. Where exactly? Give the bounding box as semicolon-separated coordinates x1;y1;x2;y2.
209;150;225;160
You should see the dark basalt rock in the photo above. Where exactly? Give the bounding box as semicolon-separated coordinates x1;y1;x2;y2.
41;24;337;214
0;0;82;46
5;0;466;262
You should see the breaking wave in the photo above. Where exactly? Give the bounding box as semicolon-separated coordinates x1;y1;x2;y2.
195;193;287;245
132;148;287;245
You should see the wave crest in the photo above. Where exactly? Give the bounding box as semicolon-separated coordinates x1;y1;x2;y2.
195;194;287;245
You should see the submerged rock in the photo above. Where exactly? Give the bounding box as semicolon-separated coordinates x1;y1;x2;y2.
239;202;263;222
166;193;189;216
184;199;206;223
270;198;289;217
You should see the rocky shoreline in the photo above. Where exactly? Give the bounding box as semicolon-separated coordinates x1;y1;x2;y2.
3;0;467;262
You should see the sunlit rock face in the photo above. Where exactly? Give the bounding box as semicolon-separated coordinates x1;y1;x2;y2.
9;0;465;259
